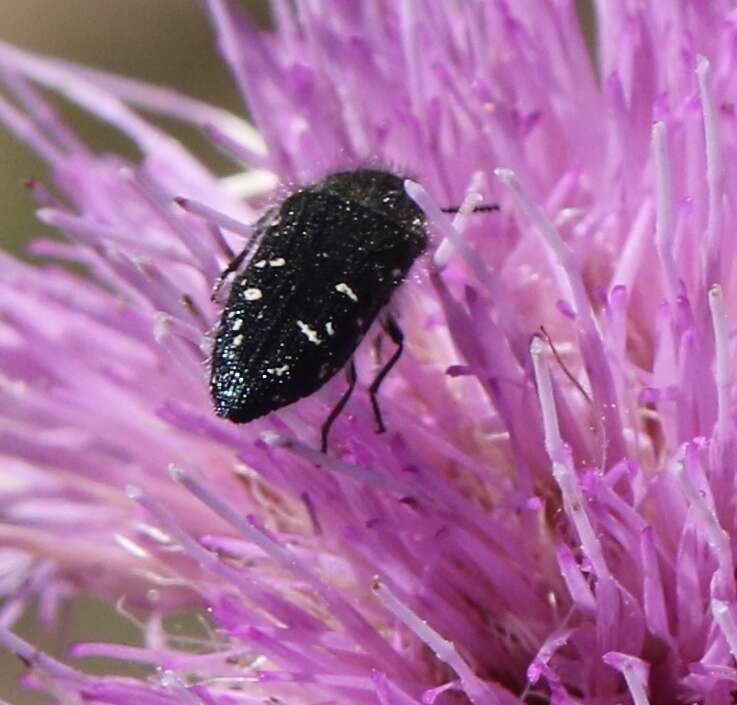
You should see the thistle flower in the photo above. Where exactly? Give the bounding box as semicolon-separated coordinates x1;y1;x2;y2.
2;1;737;703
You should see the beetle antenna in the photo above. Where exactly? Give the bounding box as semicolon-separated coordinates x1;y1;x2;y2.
441;203;500;214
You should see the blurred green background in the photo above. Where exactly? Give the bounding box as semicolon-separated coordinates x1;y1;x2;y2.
0;1;267;258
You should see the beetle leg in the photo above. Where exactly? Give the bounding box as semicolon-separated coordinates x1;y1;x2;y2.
211;246;250;302
321;359;358;453
371;330;384;365
211;207;278;302
369;314;404;434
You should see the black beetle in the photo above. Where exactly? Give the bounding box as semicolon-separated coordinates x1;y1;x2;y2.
209;169;495;451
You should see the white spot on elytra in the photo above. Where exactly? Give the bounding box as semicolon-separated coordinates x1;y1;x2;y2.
269;257;286;267
233;334;244;347
231;318;243;331
325;321;335;336
244;287;263;300
266;364;290;377
335;282;358;302
254;260;267;268
296;320;322;345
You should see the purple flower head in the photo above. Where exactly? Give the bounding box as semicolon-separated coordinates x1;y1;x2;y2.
2;1;737;703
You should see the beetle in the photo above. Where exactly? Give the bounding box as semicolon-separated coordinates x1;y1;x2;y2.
209;168;495;452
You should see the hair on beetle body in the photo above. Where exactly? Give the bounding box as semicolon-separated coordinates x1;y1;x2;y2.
208;168;497;452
